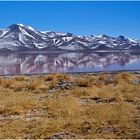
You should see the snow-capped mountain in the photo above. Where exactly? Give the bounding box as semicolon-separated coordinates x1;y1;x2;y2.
0;24;140;51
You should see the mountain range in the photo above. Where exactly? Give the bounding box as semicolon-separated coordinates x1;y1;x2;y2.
0;24;140;51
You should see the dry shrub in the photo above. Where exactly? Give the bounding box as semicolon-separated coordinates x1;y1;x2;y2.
28;81;38;90
37;74;70;87
1;78;28;92
28;118;65;139
44;75;54;81
98;85;115;99
44;73;70;82
0;77;4;85
98;74;110;81
0;108;20;115
0;106;24;115
0;120;28;139
55;74;70;81
28;80;47;91
123;93;137;103
43;95;81;118
14;76;29;81
76;77;94;87
82;102;135;126
12;82;28;92
71;87;99;97
113;92;124;102
47;81;56;90
116;73;137;83
0;93;39;115
0;78;16;88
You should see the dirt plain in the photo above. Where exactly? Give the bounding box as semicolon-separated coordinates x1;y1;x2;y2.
0;72;139;139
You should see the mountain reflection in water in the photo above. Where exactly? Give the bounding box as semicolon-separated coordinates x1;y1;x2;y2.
0;52;140;75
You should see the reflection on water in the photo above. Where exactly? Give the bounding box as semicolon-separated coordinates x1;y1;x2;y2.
0;52;140;75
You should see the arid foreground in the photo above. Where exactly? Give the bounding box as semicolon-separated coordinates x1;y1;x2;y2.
0;72;140;139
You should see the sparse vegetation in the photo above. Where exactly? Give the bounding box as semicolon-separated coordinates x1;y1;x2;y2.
0;72;139;139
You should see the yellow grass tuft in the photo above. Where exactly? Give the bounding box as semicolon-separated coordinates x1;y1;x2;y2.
28;80;47;91
43;95;81;118
71;87;99;97
14;76;30;81
76;77;94;87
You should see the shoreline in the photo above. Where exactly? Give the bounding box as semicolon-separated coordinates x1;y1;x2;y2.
1;69;140;77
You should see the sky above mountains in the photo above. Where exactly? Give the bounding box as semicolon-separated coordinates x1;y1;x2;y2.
0;1;140;39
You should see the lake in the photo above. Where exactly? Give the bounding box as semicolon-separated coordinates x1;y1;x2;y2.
0;52;140;75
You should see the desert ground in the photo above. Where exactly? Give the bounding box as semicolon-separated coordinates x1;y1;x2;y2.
0;72;140;139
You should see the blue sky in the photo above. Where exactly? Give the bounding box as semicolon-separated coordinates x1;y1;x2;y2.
0;1;140;39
